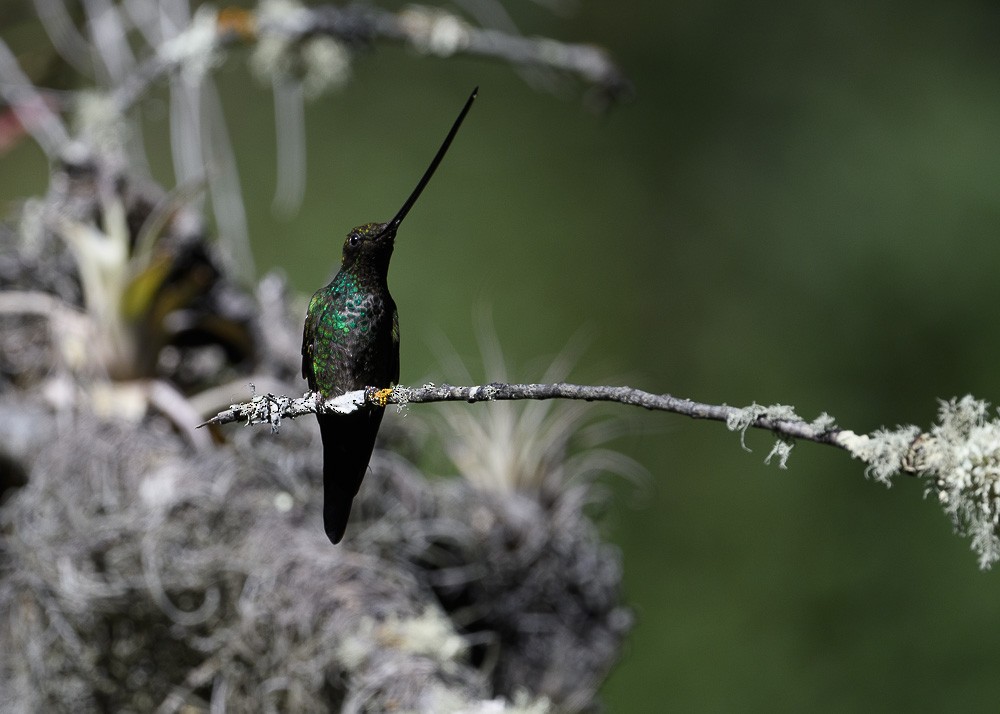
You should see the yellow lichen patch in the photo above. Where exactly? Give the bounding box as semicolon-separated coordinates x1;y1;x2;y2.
373;387;394;407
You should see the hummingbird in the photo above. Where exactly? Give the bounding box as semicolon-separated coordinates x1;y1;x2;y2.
302;88;477;544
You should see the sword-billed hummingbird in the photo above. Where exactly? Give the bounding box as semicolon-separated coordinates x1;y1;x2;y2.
302;88;477;544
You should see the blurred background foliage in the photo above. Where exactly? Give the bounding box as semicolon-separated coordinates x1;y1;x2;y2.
4;0;1000;710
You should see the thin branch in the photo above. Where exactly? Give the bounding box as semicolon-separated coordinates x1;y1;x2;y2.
214;384;1000;564
197;381;851;451
258;3;629;96
106;2;630;115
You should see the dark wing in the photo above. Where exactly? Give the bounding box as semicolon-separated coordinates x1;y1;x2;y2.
301;327;315;389
389;304;400;386
302;304;317;391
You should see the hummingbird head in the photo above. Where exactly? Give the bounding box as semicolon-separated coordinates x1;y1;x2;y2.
340;221;396;273
337;87;478;276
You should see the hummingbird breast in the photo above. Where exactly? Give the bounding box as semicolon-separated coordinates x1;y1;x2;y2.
304;270;399;398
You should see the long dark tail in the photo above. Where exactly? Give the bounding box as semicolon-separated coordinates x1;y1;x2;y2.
317;409;384;544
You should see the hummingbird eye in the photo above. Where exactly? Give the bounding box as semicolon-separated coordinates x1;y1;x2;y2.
349;235;360;247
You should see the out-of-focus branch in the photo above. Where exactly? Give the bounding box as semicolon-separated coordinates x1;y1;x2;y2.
104;2;630;115
246;2;629;99
0;37;69;155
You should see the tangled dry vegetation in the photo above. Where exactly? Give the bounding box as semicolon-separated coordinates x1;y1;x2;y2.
0;150;631;712
0;1;635;707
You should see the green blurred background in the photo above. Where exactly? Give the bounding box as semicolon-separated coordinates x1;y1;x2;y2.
5;0;1000;710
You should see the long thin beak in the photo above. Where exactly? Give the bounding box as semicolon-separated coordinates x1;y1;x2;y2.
381;87;478;237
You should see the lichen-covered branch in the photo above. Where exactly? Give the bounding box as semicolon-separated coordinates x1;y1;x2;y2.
200;381;846;451
202;385;1000;570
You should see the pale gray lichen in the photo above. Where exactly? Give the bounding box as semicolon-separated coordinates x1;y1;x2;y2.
846;424;921;486
726;404;835;470
763;404;801;421
810;412;837;432
845;396;1000;569
477;383;499;401
726;403;768;451
726;402;800;455
921;396;1000;569
392;386;414;411
765;439;793;469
